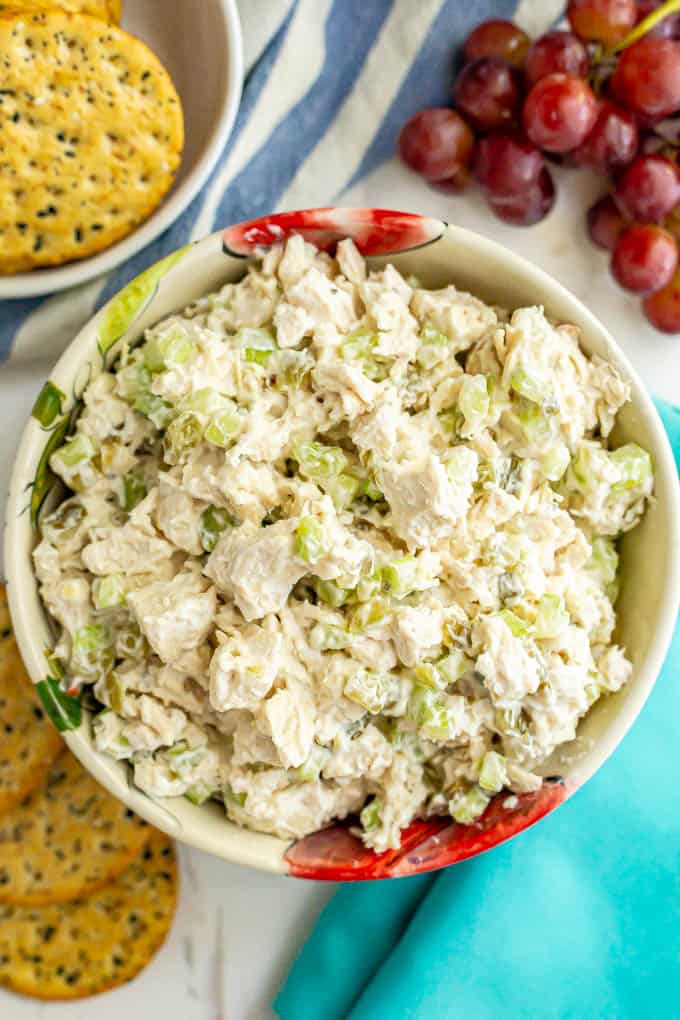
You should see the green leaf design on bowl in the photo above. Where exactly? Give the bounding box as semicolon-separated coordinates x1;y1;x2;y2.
29;413;71;528
98;245;190;356
36;677;82;731
31;381;66;428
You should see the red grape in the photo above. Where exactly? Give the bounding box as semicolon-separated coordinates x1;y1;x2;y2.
643;265;680;330
611;222;678;292
615;155;680;221
463;19;530;67
524;31;589;87
567;0;636;44
453;57;523;132
635;0;680;40
588;194;629;249
430;166;473;193
573;100;639;172
473;132;544;195
398;108;475;182
488;167;556;225
611;37;680;119
523;74;598;153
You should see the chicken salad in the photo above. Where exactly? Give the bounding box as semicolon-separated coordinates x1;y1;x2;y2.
34;235;653;852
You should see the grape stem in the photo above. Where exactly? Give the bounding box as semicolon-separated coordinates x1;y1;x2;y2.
606;0;680;54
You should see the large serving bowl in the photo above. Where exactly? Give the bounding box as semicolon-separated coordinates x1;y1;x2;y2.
5;209;680;878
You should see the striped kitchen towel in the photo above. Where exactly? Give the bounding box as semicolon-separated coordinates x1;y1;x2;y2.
0;0;563;365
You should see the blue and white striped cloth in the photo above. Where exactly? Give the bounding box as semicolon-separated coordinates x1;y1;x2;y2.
0;0;563;366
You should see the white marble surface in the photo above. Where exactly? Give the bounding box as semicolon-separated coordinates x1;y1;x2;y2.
1;160;678;1020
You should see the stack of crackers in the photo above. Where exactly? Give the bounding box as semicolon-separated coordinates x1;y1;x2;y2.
0;0;184;273
0;587;178;1000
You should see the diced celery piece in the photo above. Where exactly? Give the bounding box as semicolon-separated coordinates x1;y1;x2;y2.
542;444;571;482
381;557;420;600
166;742;206;778
92;574;126;610
121;472;147;512
224;785;247;808
296;517;329;565
610;443;653;491
417;327;449;369
438;408;463;438
477;456;512;489
518;400;554;445
358;476;383;502
589;537;619;587
567;444;611;491
181;388;231;417
204;408;242;448
102;672;124;713
510;368;556;409
419;707;456;742
163;413;203;464
345;670;395;713
200;505;236;553
310;622;350;651
449;786;490;824
276;349;313;388
422;326;449;345
236;327;276;352
437;649;473;685
134;392;173;429
350;597;391;632
458;375;490;435
53;433;96;469
314;578;349;609
409;687;462;742
341;331;378;361
296;745;331;783
421;702;461;742
534;594;569;639
478;751;508;794
498;609;529;637
117;361;151;402
414;662;447;691
445;446;478;486
185;782;216;805
144;327;194;372
245;347;274;366
360;797;382;831
355;569;382;603
294;442;347;482
72;624;113;676
324;473;361;510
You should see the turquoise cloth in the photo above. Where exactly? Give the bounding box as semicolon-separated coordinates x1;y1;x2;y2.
276;399;680;1020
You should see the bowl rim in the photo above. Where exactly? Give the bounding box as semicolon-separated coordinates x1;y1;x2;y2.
4;209;680;876
0;0;244;300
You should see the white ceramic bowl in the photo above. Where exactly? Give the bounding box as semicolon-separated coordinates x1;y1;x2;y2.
5;208;680;879
0;0;243;299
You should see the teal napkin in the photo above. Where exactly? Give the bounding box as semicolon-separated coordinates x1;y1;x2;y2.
276;399;680;1020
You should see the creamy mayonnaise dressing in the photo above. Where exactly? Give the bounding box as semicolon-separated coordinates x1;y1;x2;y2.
36;237;653;851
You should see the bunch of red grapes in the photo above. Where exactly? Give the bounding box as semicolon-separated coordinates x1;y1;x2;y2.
398;0;680;333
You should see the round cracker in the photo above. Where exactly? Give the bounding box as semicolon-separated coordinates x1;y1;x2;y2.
0;829;177;1000
0;1;121;22
0;588;63;816
0;583;11;636
0;10;184;273
0;750;151;906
